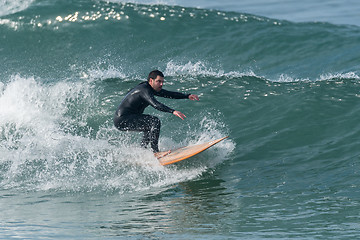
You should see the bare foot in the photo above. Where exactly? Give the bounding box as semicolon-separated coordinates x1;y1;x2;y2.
154;150;171;159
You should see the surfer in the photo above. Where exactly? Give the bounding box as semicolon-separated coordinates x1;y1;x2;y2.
113;70;199;155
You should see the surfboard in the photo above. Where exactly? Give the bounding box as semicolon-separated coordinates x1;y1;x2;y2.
156;136;228;166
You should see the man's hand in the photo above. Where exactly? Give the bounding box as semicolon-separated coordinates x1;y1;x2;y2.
173;95;198;120
188;94;199;101
173;110;186;120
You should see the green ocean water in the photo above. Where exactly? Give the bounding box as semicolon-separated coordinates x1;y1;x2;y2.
1;0;360;239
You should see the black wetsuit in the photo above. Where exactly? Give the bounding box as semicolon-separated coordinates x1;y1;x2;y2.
114;81;189;152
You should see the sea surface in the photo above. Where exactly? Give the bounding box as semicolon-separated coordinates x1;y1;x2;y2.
1;0;360;239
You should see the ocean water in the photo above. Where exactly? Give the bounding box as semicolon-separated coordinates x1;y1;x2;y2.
1;0;360;239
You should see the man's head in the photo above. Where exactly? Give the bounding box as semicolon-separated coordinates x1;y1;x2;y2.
148;70;164;92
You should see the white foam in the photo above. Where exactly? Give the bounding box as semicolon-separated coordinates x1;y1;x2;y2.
0;75;97;189
106;0;176;5
165;60;257;79
319;72;360;81
0;0;34;17
270;72;360;83
0;18;21;30
0;75;234;193
80;65;127;80
272;74;310;83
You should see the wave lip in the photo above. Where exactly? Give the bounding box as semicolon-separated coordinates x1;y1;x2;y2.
270;72;360;83
165;61;257;79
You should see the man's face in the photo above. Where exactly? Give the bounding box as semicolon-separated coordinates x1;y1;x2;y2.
149;76;164;92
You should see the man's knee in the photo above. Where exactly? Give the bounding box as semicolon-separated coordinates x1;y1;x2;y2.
153;116;161;128
147;115;161;129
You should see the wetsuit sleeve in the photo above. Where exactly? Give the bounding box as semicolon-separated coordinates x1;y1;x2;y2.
143;90;175;113
156;89;190;99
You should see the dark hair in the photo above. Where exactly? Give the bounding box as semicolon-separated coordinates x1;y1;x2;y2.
147;70;164;82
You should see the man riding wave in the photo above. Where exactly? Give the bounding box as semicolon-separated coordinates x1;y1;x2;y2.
114;70;199;154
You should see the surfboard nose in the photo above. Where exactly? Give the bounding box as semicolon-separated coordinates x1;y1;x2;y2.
157;136;229;166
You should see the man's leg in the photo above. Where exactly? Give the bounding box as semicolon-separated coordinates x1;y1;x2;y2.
140;130;151;149
147;116;161;152
114;114;161;152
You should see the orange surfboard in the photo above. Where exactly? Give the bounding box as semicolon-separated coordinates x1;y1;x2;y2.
156;136;228;166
